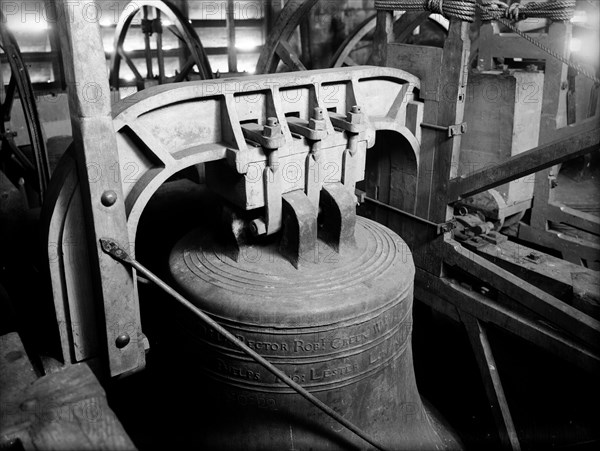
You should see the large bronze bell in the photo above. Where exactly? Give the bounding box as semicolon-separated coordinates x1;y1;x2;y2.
168;182;458;450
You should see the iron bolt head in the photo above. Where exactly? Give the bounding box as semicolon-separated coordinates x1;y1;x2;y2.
101;190;117;206
312;107;324;120
250;219;267;236
347;105;363;124
266;117;278;127
115;334;130;349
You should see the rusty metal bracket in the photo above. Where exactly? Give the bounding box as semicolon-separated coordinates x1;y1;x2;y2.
421;121;467;138
241;119;285;150
329;107;367;135
287;107;328;142
356;190;455;235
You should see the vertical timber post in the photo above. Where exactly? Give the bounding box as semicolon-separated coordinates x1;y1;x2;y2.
377;15;471;275
56;0;145;377
528;22;570;232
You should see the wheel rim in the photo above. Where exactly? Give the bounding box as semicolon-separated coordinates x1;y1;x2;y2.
109;0;213;91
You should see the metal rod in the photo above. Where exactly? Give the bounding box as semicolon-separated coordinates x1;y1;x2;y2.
99;238;387;451
357;190;453;233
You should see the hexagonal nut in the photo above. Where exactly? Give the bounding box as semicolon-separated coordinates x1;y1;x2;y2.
262;123;281;138
308;117;326;131
346;111;363;125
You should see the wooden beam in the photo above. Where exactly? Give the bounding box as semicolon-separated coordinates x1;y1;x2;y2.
226;0;238;73
448;118;600;202
415;270;600;373
459;313;521;451
56;0;145;377
443;241;600;348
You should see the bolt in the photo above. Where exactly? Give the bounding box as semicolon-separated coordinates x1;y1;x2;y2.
346;105;363;124
263;117;281;138
250;218;267;236
309;107;326;131
115;334;130;349
561;81;568;90
101;190;117;206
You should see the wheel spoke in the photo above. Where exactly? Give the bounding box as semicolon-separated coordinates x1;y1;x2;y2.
174;56;195;82
275;40;306;71
2;75;16;122
168;25;185;41
118;46;145;88
343;55;358;66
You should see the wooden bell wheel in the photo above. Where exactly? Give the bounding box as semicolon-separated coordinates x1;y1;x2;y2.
255;0;449;74
0;12;50;202
109;0;213;91
331;11;449;68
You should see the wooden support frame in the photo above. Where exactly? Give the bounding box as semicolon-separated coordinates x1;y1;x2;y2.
479;19;599;267
55;0;146;378
374;11;470;274
370;8;600;450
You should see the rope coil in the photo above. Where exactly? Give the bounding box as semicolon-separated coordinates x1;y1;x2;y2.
374;0;477;22
475;3;599;84
480;1;576;22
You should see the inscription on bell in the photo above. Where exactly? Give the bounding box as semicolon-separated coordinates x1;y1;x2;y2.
331;331;369;349
217;359;261;381
310;363;359;381
293;338;326;352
